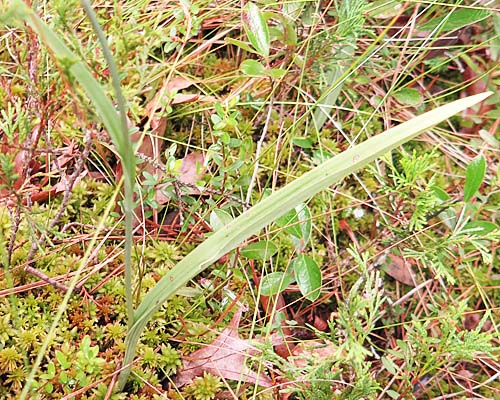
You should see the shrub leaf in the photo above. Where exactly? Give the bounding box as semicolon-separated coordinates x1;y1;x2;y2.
293;254;321;301
464;154;486;202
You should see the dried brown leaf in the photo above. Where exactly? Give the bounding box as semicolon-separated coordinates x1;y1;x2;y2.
174;308;273;388
165;76;195;93
155;152;205;206
171;93;200;105
384;253;418;287
144;76;195;116
291;341;340;369
178;152;205;186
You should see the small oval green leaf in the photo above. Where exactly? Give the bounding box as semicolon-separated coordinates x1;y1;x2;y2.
242;2;270;57
276;204;311;251
259;272;293;296
431;185;450;202
267;68;287;79
282;1;305;20
292;254;321;301
240;59;267;76
381;356;398;374
464;154;486;202
393;88;422;106
419;8;490;32
240;240;278;260
210;209;233;231
292;137;313;149
225;37;256;54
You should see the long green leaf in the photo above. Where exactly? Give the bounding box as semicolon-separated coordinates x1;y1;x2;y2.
14;2;137;315
11;2;136;189
117;92;491;389
6;3;136;396
24;15;128;157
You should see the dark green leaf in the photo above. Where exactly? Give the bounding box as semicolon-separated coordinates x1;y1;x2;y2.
242;2;270;57
464;154;486;202
259;272;293;296
240;240;278;260
292;254;321;301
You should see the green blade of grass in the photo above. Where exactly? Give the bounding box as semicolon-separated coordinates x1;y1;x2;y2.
79;0;135;329
8;2;136;204
10;1;137;324
14;4;133;166
117;92;491;390
4;3;137;396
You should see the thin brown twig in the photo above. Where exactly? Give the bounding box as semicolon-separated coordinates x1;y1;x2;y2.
24;129;93;293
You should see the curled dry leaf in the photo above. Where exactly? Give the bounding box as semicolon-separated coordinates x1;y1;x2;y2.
174;307;273;388
145;76;195;116
178;152;205;186
290;340;341;369
170;93;200;105
27;171;87;204
155;152;205;205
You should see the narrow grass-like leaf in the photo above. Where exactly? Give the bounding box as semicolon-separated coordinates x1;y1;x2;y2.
117;92;491;389
79;0;136;330
210;209;233;231
7;3;136;396
464;154;486;202
18;6;134;171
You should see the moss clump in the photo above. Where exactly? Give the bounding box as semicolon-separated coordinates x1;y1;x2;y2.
183;372;223;400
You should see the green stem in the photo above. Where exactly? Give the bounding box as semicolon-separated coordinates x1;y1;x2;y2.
80;0;135;327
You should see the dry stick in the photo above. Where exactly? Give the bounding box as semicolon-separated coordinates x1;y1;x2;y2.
6;206;21;267
246;87;274;204
7;26;43;268
24;129;93;293
172;179;185;226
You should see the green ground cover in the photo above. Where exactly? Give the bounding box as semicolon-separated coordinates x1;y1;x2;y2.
0;0;499;399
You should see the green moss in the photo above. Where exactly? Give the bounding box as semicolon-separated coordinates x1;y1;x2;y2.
183;372;222;400
0;346;24;372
